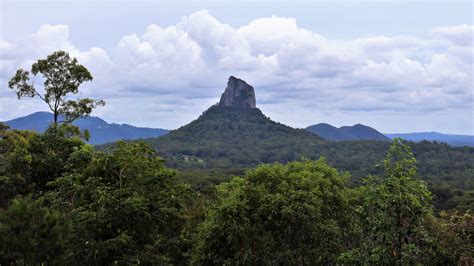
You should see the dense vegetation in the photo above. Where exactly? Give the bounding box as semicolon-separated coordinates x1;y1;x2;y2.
138;106;474;210
1;124;472;264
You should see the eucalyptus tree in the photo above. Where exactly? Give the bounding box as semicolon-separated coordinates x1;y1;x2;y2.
8;50;104;124
340;138;433;265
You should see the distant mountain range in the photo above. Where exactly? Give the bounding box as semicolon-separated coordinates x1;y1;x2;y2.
304;123;473;147
4;112;473;147
305;123;389;141
385;132;474;147
3;112;169;144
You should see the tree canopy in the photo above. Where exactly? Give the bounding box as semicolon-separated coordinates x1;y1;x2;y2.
0;127;472;264
340;138;433;265
191;158;354;265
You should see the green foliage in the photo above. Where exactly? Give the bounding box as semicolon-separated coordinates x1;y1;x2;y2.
340;138;433;265
0;125;471;264
8;50;104;123
1;107;472;264
0;122;9;135
192;158;353;265
0;124;88;208
425;210;474;265
28;124;89;190
0;196;70;265
0;129;37;208
48;141;193;264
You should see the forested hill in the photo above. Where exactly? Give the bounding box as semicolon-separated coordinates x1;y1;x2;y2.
145;105;325;169
306;123;389;141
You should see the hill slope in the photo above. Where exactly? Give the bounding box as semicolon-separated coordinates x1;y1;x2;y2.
305;123;353;141
3;112;169;144
146;105;324;169
386;132;474;147
306;123;389;141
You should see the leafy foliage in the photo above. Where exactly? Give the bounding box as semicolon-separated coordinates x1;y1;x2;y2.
425;210;474;265
191;158;353;265
48;141;193;264
340;139;433;264
0;124;88;207
0;196;70;265
0;125;472;264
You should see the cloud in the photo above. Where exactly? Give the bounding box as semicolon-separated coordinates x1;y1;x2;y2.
432;24;474;46
0;10;472;132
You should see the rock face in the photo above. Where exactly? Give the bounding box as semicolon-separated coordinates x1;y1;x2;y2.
218;76;256;108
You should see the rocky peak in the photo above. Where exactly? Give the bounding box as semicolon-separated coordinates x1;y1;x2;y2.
218;76;256;108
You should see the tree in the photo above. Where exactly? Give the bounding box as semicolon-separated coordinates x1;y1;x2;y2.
0;125;88;208
340;138;433;265
0;196;70;265
48;141;193;264
192;158;353;265
0;129;37;208
0;123;9;137
8;50;104;123
425;210;474;265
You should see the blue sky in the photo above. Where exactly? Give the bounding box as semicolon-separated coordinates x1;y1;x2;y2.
1;0;473;134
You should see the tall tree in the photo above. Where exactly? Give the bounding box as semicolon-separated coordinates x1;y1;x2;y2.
192;158;353;265
8;50;104;123
48;141;193;264
340;138;433;265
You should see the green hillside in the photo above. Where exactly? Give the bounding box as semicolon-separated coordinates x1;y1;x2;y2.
146;105;324;169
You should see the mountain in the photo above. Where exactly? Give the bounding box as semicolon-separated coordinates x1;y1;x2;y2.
99;76;474;210
142;76;324;170
306;123;389;141
339;124;389;141
305;123;353;141
385;132;474;147
3;112;169;145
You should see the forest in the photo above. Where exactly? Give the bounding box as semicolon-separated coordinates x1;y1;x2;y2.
1;123;473;265
1;51;473;265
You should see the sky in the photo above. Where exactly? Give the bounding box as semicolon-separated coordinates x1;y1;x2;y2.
0;0;473;134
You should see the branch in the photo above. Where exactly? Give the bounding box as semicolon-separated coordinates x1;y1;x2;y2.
32;89;55;113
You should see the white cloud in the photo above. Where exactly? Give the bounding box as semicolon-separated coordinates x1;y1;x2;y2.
432;24;474;46
0;10;472;133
